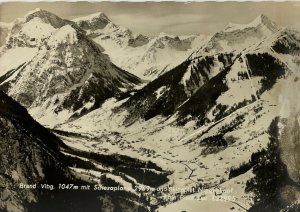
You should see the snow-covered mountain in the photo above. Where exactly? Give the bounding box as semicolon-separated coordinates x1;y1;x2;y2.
1;10;300;211
191;14;281;57
73;11;150;49
57;14;300;211
120;33;209;80
73;12;208;80
0;9;142;126
0;8;72;76
113;14;293;130
5;8;78;48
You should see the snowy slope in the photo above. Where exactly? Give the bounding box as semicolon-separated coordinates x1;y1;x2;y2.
0;47;38;77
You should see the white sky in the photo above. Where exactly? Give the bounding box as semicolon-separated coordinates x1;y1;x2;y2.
0;1;300;36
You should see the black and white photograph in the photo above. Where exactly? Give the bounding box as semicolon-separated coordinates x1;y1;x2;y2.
0;1;300;211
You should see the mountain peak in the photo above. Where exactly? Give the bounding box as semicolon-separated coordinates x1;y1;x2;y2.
251;14;279;31
25;8;42;15
24;8;50;20
73;11;110;22
224;14;279;33
255;14;268;20
252;14;273;26
73;11;111;30
20;8;67;27
5;8;70;48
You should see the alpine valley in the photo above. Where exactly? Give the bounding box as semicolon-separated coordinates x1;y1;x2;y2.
1;8;300;212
